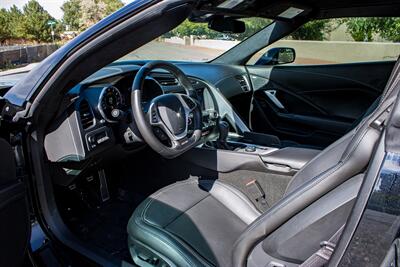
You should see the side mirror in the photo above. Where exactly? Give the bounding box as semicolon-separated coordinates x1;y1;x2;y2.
255;47;295;66
208;17;246;34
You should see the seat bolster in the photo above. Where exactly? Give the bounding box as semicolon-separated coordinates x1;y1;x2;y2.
201;180;261;225
127;180;214;267
127;178;260;266
232;126;381;267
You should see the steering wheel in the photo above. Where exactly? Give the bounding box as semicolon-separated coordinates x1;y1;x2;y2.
131;61;202;159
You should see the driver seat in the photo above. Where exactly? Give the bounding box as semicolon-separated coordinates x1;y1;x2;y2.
127;57;400;267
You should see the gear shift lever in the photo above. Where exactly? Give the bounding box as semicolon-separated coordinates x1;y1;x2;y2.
216;120;232;150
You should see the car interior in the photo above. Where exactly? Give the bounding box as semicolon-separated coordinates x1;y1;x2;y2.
20;0;400;266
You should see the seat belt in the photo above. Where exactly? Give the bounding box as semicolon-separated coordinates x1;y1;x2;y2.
299;224;345;267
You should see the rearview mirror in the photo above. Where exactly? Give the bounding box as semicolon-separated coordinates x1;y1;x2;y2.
255;47;296;66
208;17;246;34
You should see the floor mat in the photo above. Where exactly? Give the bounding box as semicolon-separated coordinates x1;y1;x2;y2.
65;188;144;262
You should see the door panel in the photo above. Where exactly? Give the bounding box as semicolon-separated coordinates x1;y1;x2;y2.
0;138;29;267
248;61;395;148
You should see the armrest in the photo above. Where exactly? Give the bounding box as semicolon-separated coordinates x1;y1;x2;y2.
261;147;320;170
241;131;281;147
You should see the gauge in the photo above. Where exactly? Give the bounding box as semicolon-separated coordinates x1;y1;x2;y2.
98;85;123;122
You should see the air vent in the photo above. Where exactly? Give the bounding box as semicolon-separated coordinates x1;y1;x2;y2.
235;75;251;92
79;100;94;130
154;76;178;86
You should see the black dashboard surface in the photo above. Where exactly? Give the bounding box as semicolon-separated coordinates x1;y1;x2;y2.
44;61;252;180
44;61;253;186
86;62;252;98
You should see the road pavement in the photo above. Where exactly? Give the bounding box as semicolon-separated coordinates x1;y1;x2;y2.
118;41;224;62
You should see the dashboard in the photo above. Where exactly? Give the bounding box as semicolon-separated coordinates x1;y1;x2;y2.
44;66;231;169
86;77;164;124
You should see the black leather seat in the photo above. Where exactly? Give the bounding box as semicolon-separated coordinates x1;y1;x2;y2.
128;179;261;266
127;57;400;267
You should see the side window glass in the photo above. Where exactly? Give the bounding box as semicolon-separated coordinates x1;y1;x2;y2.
248;18;400;66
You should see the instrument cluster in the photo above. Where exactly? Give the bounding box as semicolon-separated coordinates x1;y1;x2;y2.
98;85;124;123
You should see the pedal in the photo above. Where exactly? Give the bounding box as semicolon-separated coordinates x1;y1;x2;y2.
98;169;110;202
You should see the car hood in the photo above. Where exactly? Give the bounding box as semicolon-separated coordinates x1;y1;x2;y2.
0;64;38;89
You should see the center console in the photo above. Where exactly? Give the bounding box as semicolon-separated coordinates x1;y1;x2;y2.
183;128;320;176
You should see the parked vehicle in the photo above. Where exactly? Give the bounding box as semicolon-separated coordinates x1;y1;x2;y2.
0;0;400;266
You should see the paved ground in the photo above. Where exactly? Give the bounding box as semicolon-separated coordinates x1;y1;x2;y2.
1;40;337;75
118;41;224;62
118;41;337;64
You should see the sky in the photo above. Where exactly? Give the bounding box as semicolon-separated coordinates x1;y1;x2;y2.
1;0;131;19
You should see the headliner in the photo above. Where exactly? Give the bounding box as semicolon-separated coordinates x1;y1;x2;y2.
193;0;400;21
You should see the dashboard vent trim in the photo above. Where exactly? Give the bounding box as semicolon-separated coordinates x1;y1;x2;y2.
79;100;95;130
153;76;178;86
235;75;251;93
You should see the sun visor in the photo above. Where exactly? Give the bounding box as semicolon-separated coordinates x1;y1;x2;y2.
192;0;312;22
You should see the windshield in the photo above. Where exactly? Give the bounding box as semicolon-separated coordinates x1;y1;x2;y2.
116;18;271;63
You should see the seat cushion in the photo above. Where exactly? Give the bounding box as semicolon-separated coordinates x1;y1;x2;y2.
127;178;261;267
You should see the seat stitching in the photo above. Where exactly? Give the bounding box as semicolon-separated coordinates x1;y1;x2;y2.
379;67;400;105
355;77;399;132
235;69;399;264
239;163;341;239
136;205;213;266
284;134;352;194
142;179;199;226
139;179;215;266
141;179;198;224
213;181;261;215
134;213;203;266
141;180;204;265
237;127;370;243
163;195;211;229
201;180;261;221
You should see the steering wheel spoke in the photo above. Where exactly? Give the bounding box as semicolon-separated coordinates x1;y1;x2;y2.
176;93;198;112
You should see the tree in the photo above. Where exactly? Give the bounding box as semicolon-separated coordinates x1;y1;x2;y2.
8;5;24;39
168;18;270;40
171;20;218;38
376;17;400;42
78;0;124;30
0;8;12;43
62;0;81;31
79;0;107;29
103;0;124;16
22;0;56;42
236;17;271;40
291;20;335;40
344;17;400;42
345;18;377;42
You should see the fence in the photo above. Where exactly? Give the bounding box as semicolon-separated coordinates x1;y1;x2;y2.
0;44;59;69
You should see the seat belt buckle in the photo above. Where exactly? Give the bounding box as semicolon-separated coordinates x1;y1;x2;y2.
316;241;336;261
370;108;391;130
320;241;336;252
245;179;269;208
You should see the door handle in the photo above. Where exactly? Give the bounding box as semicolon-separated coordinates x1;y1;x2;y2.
264;90;286;110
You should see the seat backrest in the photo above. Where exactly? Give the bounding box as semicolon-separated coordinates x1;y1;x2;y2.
233;56;400;267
